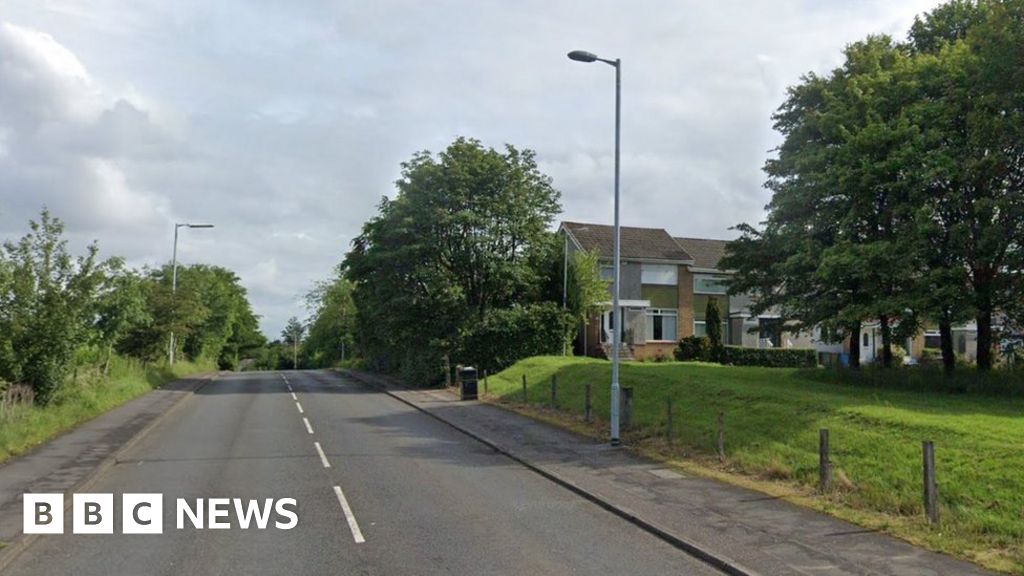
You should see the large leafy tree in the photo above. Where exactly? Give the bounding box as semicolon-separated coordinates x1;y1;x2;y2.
727;0;1024;372
345;137;562;384
281;316;305;370
0;210;108;401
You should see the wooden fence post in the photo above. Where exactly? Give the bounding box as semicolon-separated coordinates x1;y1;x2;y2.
521;374;528;403
666;397;674;445
819;429;831;492
483;369;488;395
584;383;592;423
551;374;557;408
717;411;725;460
923;440;939;524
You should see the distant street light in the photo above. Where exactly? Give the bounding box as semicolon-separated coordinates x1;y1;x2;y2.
567;48;623;446
169;223;215;366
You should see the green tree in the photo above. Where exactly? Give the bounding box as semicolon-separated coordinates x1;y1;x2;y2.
303;271;357;367
95;263;151;374
281;316;305;370
0;210;108;402
345;137;562;384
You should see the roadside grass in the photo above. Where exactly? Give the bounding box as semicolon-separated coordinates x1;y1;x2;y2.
0;356;212;464
483;356;1024;574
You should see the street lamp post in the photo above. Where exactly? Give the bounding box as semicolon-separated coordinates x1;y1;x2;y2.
568;49;622;446
169;223;215;365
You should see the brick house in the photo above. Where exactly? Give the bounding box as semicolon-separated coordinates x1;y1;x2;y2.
561;221;736;361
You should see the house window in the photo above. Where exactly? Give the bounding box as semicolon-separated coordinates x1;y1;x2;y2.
862;333;869;347
599;265;615;282
641;264;677;285
694;320;727;339
693;274;728;294
645;308;677;341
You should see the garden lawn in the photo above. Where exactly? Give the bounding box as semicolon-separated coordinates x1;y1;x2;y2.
485;356;1024;574
0;356;212;463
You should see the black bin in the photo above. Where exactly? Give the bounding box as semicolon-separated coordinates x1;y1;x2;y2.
459;366;478;400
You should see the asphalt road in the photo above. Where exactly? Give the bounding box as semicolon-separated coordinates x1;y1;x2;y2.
6;370;722;575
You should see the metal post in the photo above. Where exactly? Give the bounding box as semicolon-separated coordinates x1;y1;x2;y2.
620;386;633;430
819;429;832;492
563;232;569;356
610;58;622;447
923;441;939;524
169;224;180;366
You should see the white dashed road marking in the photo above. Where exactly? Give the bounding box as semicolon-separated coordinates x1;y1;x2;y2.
314;441;331;468
303;417;314;434
296;402;304;414
333;485;366;544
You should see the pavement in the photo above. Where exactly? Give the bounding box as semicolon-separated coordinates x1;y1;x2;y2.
0;370;724;575
0;373;219;551
343;369;998;576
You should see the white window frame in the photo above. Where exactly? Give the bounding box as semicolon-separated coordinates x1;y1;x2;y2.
645;308;678;342
599;265;615;282
693;274;728;295
641;264;677;286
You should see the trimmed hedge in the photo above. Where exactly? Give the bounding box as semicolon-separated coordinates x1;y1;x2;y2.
721;345;817;368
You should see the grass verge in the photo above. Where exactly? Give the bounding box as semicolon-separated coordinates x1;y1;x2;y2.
482;356;1024;574
0;356;212;464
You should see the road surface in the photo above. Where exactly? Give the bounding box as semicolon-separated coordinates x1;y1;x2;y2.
6;370;723;575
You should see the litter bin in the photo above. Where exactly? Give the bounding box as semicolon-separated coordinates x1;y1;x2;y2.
459;366;478;400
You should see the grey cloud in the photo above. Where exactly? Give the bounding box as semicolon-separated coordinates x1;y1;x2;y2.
1;0;944;337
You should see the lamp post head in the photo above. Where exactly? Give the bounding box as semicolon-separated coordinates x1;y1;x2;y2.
188;223;214;229
568;50;598;63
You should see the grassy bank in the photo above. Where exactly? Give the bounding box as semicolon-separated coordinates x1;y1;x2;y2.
484;356;1024;574
0;356;212;463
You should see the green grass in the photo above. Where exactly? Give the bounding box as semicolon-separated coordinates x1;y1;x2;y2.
484;356;1024;574
0;356;213;464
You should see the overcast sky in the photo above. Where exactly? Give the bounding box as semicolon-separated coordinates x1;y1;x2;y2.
0;0;943;337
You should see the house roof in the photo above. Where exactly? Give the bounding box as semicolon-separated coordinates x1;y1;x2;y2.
562;221;694;263
672;237;730;270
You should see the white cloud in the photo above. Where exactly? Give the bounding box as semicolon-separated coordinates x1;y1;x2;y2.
0;1;947;337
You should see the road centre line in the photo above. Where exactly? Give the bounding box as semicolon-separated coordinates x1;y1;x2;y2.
333;485;366;544
296;402;304;414
314;441;331;468
303;417;314;434
290;391;298;401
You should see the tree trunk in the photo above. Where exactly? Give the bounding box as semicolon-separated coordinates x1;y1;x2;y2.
977;308;993;371
848;320;861;369
939;318;955;374
879;315;893;368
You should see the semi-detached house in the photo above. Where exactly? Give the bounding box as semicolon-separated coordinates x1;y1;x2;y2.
561;221;744;361
561;221;949;365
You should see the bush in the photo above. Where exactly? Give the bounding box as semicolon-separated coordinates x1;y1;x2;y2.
674;336;709;361
458;303;573;374
721;346;818;368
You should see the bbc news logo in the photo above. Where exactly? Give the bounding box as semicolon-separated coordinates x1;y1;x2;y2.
24;494;298;534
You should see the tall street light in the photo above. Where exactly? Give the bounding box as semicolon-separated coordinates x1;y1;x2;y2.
169;222;215;365
567;49;622;446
